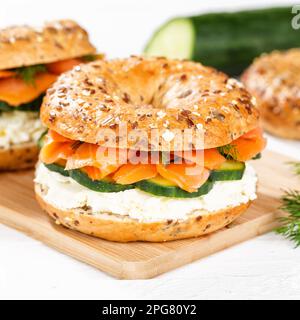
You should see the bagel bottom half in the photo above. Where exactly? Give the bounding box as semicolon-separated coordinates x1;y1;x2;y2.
35;183;251;242
0;142;39;170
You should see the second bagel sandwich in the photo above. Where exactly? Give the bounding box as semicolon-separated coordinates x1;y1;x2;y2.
35;56;266;242
242;49;300;140
0;20;98;170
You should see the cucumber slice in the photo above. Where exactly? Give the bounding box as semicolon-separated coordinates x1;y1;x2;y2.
209;160;245;181
69;169;134;193
44;163;70;177
144;18;195;60
136;175;214;198
44;160;244;197
144;7;299;75
37;130;48;149
44;162;135;192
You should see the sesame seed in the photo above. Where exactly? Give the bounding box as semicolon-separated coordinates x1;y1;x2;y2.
221;106;231;113
82;90;90;96
251;96;257;105
163;120;170;128
101;116;113;125
157;110;166;119
196;123;204;130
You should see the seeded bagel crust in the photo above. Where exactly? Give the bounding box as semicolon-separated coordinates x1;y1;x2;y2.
242;49;300;140
0;142;39;170
41;56;259;151
0;20;96;70
35;183;251;242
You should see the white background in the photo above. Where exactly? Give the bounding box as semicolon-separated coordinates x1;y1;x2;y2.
1;0;300;299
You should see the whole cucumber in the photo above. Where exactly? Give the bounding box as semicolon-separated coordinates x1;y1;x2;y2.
144;7;299;75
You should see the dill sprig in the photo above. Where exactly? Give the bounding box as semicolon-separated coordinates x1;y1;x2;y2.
14;64;47;85
288;162;300;176
81;54;104;62
276;162;300;247
217;144;238;160
276;190;300;247
81;54;97;62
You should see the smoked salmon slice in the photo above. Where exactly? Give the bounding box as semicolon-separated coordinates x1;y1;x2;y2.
113;164;157;184
40;128;265;187
40;141;75;164
82;166;103;181
157;163;209;193
65;143;97;169
66;143;126;179
47;58;82;75
232;127;267;161
48;130;74;143
241;127;264;140
174;148;225;170
0;70;16;79
0;73;57;106
203;149;226;169
40;131;76;164
42;131;127;179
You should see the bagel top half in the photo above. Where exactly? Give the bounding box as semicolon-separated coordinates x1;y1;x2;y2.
41;56;259;151
0;20;96;70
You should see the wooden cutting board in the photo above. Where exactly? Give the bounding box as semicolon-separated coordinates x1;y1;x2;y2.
0;150;298;279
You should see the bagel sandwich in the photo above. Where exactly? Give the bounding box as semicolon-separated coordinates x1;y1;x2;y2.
0;20;99;170
35;56;266;242
242;49;300;140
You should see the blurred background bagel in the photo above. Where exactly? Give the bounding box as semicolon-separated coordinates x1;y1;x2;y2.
242;49;300;140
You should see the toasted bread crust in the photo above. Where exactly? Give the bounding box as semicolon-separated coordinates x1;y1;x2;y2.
242;49;300;140
35;184;251;242
0;143;38;170
0;20;96;70
41;56;259;151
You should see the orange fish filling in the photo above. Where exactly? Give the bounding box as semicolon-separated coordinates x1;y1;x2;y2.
174;148;226;169
46;58;83;75
157;163;210;193
0;70;17;79
0;58;88;107
66;143;125;179
0;73;57;106
113;164;158;185
40;128;266;192
226;128;267;162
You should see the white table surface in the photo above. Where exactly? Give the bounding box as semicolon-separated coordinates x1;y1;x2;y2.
1;0;300;300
